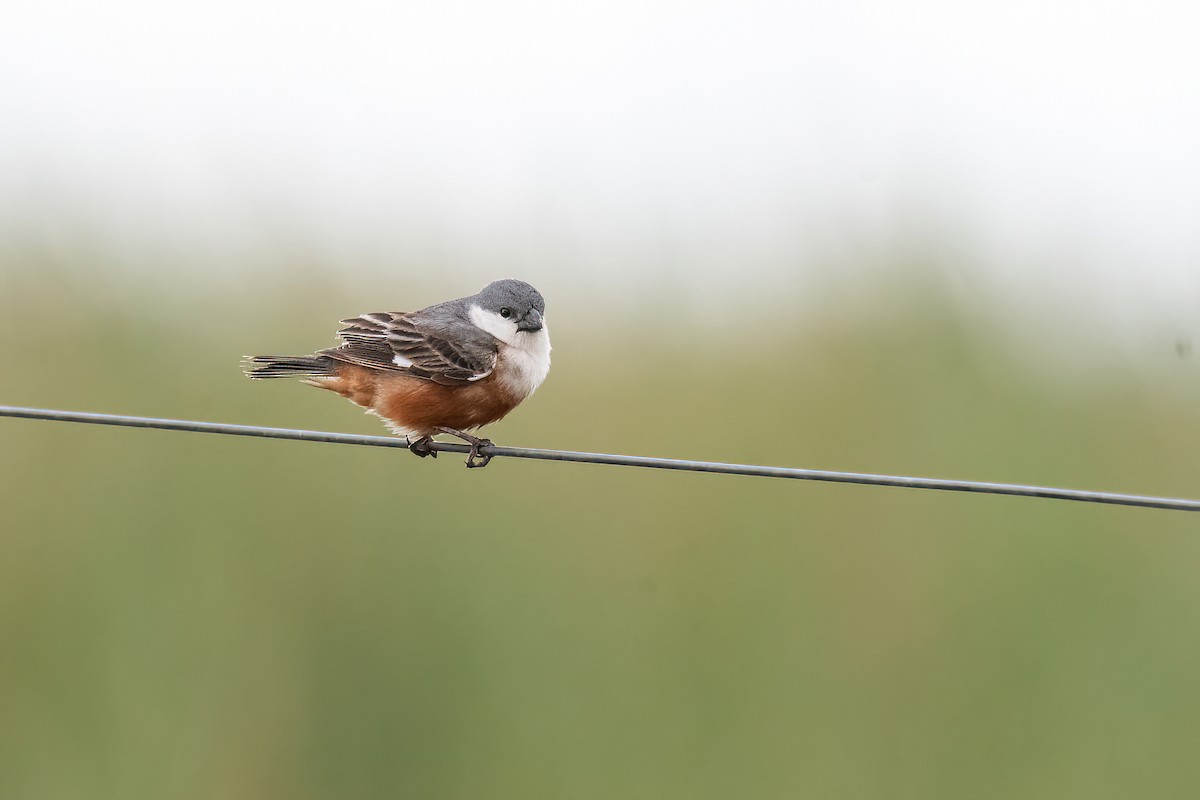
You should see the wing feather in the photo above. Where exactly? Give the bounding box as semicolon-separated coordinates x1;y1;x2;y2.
322;310;497;385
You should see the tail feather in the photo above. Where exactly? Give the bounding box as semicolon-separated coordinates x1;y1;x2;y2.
243;354;337;379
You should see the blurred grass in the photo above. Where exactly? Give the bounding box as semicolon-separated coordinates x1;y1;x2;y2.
2;248;1200;799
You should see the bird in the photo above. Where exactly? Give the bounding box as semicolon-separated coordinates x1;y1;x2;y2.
243;279;550;468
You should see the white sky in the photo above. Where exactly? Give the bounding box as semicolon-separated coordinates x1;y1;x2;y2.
1;0;1198;335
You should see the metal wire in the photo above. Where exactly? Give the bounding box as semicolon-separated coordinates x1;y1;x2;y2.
2;404;1198;512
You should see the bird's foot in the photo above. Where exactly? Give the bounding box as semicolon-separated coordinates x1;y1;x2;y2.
407;435;438;459
434;427;495;469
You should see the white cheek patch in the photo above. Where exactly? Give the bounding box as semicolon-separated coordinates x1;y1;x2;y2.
392;354;414;368
469;304;519;345
497;325;552;398
468;303;551;397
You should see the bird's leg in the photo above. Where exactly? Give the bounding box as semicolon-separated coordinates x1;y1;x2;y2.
407;435;437;459
434;426;495;469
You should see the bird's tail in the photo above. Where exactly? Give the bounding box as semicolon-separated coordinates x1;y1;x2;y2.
242;354;337;379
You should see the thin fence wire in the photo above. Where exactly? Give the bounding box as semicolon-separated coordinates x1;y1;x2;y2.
2;405;1198;513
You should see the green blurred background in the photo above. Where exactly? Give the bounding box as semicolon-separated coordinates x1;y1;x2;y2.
5;0;1200;795
2;246;1198;799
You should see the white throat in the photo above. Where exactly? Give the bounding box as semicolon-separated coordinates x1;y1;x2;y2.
469;304;552;398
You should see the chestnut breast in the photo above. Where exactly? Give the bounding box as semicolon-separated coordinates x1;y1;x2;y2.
374;371;524;436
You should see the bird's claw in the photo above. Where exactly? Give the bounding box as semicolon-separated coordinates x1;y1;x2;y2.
408;435;437;458
465;439;494;469
433;427;495;469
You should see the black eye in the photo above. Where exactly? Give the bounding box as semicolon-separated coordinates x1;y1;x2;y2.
499;307;512;318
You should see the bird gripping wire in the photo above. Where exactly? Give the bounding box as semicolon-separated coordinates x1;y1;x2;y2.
1;405;1198;513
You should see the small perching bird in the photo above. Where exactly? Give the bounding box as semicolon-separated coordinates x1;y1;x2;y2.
244;279;550;467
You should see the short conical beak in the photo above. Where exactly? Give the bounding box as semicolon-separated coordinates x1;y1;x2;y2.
517;308;544;332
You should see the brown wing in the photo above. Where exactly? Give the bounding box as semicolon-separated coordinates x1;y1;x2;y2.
322;312;498;386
